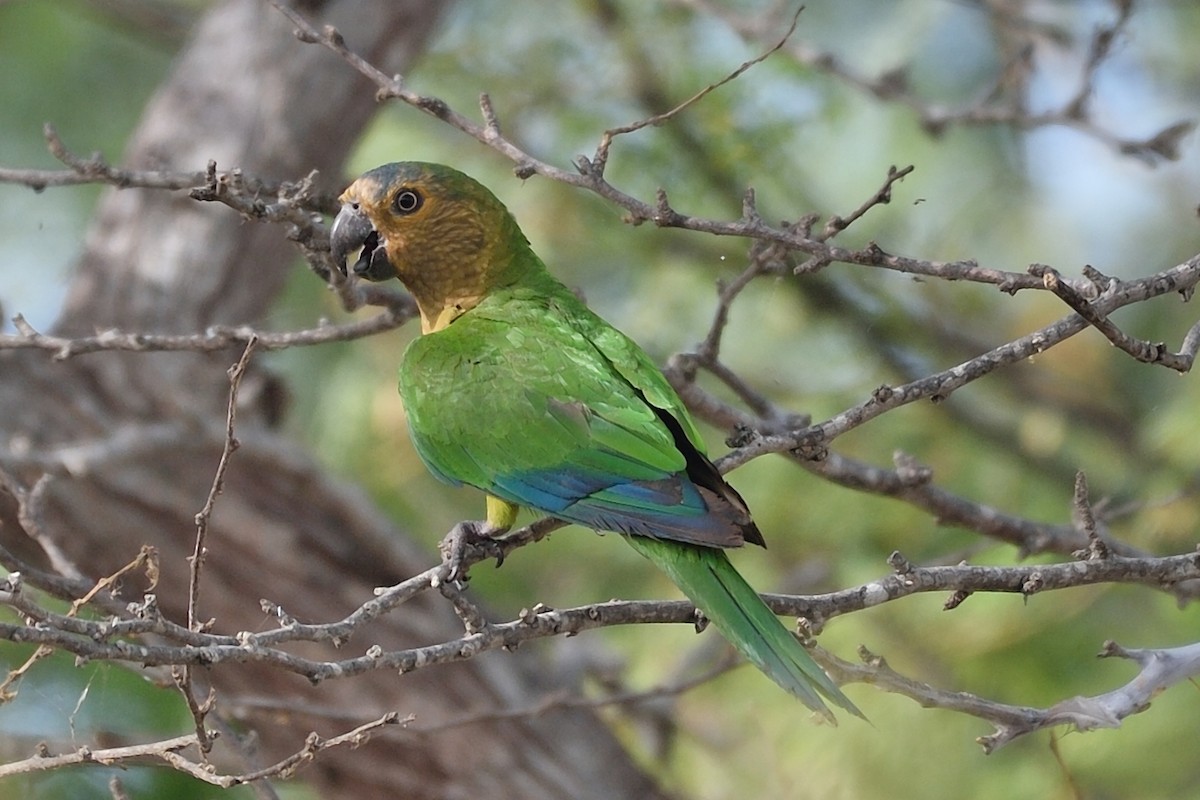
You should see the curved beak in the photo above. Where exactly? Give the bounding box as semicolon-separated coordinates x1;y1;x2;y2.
330;204;400;282
330;204;376;277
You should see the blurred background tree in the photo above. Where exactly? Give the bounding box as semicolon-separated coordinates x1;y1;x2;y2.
2;0;1199;798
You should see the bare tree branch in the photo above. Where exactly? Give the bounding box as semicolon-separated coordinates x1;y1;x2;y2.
821;639;1200;754
0;309;412;358
2;530;1198;684
714;255;1200;473
0;712;406;785
673;0;1195;163
589;5;804;175
1035;264;1199;372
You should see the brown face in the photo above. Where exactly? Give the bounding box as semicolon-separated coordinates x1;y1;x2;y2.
328;162;525;333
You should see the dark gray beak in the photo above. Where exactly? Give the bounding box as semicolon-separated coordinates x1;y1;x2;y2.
330;204;397;281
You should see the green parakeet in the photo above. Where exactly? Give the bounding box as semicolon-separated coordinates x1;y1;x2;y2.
330;161;859;721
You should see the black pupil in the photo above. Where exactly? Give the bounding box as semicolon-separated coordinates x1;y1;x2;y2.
395;189;420;213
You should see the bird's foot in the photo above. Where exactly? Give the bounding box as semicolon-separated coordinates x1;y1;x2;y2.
439;520;505;582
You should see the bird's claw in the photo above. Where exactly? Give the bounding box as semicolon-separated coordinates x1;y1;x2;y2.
439;520;504;582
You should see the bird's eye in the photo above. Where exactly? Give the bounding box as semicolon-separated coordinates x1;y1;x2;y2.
393;188;423;215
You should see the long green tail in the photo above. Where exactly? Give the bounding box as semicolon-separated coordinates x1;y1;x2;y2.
625;535;862;722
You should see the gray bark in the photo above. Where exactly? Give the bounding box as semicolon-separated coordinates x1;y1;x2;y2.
0;1;671;797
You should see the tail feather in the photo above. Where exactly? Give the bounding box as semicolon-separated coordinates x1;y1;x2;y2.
625;535;862;722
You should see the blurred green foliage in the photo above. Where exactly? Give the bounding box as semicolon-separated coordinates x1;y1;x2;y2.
0;0;177;330
4;0;1200;798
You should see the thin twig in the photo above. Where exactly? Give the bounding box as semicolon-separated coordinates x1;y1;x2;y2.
0;471;82;580
816;164;915;242
189;336;258;630
0;713;406;785
0;734;200;779
1034;264;1197;372
0;546;158;702
178;335;258;753
589;6;803;175
0;309;412;359
1071;471;1111;560
673;0;1194;164
821;638;1200;753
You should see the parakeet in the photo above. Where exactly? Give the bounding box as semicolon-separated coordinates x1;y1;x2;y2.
330;161;859;721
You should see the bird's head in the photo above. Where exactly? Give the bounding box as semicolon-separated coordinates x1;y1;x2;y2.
330;162;533;332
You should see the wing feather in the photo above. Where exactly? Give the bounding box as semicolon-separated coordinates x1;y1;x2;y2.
399;287;760;548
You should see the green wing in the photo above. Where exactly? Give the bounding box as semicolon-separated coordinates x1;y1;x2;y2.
399;283;757;548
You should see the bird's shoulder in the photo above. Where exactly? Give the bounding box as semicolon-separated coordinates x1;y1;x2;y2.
401;286;598;377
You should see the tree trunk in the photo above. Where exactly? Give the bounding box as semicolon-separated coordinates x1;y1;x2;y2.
0;1;670;797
